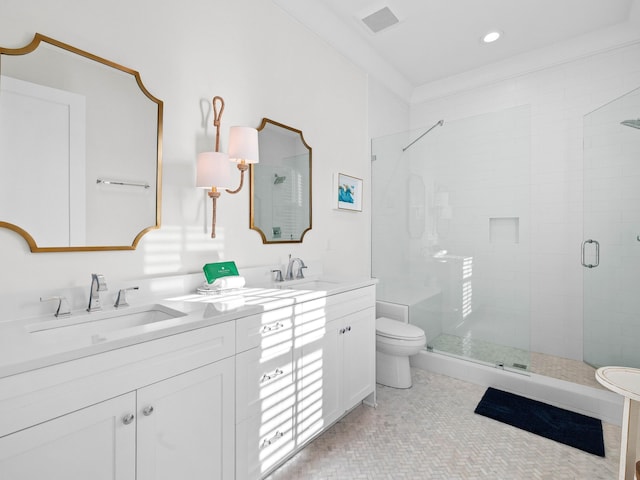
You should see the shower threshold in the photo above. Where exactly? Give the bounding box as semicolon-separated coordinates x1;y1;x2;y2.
428;333;605;390
428;333;530;374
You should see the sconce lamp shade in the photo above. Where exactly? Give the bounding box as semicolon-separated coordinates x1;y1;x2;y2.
196;151;232;188
228;126;259;164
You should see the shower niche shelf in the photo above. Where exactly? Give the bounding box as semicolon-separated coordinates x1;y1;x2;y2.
489;217;519;244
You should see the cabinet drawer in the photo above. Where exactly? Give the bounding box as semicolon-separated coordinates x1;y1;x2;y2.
297;285;375;334
236;406;295;480
326;285;376;317
235;346;296;422
236;308;295;353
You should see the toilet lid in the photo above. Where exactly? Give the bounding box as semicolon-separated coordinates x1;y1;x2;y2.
376;317;425;340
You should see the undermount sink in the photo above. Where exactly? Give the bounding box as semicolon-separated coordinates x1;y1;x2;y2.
25;304;187;340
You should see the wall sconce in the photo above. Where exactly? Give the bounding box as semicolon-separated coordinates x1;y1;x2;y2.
226;126;259;194
196;96;258;238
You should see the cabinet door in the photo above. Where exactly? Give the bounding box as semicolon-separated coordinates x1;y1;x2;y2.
298;314;342;444
137;357;235;480
0;392;136;480
341;307;376;409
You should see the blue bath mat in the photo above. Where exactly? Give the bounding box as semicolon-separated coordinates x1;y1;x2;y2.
474;387;605;457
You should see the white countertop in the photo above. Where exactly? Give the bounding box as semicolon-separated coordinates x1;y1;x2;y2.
0;277;376;379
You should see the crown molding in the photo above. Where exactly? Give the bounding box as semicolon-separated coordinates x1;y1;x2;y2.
411;22;640;105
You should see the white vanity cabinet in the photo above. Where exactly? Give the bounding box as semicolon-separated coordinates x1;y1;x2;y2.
236;285;376;480
0;320;236;480
298;287;376;444
0;280;376;480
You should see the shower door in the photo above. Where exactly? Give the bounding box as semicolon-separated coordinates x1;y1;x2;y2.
583;86;640;368
372;106;532;373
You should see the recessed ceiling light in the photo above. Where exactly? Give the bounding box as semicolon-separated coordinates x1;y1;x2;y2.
482;31;501;43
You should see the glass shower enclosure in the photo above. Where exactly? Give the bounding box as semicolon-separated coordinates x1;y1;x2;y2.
583;86;640;368
371;106;532;373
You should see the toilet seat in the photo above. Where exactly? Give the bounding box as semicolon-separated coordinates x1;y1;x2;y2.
376;317;425;341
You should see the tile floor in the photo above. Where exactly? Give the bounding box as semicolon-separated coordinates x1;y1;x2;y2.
267;368;621;480
529;351;604;390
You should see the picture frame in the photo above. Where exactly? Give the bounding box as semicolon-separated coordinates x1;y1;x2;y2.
333;173;363;211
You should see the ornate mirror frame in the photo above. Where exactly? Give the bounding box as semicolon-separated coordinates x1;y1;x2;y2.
0;33;163;252
250;118;312;244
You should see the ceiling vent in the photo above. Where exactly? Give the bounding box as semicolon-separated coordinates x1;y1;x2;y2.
361;6;399;34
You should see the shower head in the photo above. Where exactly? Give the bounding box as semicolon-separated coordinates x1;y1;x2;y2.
274;174;286;185
621;119;640;129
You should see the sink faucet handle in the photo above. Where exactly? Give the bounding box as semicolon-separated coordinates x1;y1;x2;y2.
296;265;307;279
114;286;139;308
40;296;72;318
271;269;284;282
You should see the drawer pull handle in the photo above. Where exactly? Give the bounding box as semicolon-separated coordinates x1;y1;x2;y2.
142;405;154;416
261;430;285;448
261;321;284;333
261;368;284;383
122;413;135;425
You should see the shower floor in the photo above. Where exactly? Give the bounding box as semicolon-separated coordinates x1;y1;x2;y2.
429;333;604;390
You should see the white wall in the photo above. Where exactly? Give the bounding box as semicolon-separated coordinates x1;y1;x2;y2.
0;0;369;315
411;42;640;360
367;78;410;140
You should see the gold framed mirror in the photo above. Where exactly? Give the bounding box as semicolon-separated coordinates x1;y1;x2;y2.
250;118;312;243
0;33;163;252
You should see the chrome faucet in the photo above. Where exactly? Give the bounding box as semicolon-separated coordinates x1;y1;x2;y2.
40;296;71;318
271;269;284;282
285;255;307;280
114;286;139;308
87;273;108;312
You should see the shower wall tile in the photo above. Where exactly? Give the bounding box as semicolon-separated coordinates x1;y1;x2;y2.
531;267;583;298
530;232;575;257
533;177;582;201
529;256;583;314
531;295;583;359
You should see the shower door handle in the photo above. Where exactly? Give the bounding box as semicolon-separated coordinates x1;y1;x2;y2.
581;239;599;268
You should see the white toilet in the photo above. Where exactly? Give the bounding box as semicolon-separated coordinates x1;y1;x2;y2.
375;317;426;389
